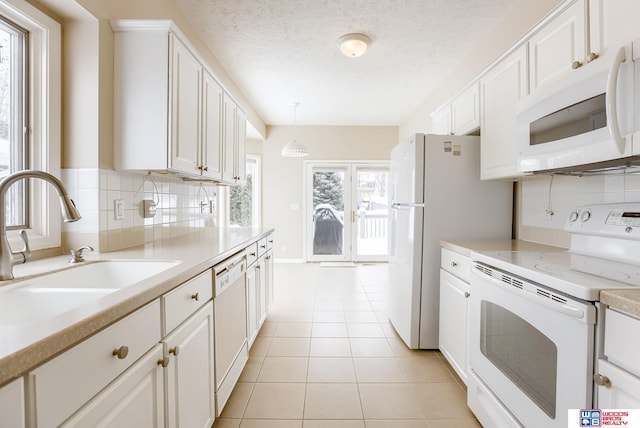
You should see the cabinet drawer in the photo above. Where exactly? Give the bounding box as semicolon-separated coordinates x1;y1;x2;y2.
257;238;268;257
604;308;640;378
29;300;161;428
441;248;471;282
163;269;213;334
266;234;274;251
246;243;258;267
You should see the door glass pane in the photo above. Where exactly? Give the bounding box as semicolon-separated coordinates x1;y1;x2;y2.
480;301;557;419
312;169;345;256
356;169;389;257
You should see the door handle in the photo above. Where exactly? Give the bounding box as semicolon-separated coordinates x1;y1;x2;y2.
352;211;356;223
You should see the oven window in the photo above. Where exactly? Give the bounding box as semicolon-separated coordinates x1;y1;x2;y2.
480;301;557;419
530;93;606;145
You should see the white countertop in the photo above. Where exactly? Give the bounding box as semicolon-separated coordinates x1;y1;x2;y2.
0;227;272;386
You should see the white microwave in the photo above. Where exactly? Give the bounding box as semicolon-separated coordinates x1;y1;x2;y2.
516;42;640;173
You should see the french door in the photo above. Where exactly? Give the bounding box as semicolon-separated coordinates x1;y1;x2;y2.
305;162;389;262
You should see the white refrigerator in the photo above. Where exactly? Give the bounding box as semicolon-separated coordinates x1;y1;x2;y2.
388;133;513;349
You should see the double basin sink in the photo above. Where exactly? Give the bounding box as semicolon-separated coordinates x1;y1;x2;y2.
0;260;180;325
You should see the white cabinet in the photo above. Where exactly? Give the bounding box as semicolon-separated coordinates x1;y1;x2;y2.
590;0;640;58
438;248;471;384
264;250;275;311
164;302;215;428
431;82;479;136
595;307;640;409
60;345;165;428
246;262;259;348
528;0;588;93
113;20;244;183
0;377;25;428
222;94;247;185
451;82;480;135
28;300;162;427
480;44;528;180
431;104;451;135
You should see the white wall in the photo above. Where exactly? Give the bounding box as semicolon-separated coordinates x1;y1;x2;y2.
263;125;398;260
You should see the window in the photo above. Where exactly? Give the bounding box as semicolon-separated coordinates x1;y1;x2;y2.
0;16;28;229
229;155;261;227
0;0;61;250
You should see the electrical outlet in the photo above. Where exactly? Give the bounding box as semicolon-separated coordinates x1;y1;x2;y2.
281;245;286;253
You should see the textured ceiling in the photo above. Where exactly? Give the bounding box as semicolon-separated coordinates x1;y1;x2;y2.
173;0;519;127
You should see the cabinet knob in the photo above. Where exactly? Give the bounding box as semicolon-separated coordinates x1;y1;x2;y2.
112;345;129;360
586;52;599;63
191;292;200;301
250;252;256;257
203;166;209;172
260;245;266;249
572;60;583;69
158;357;170;368
464;292;470;298
593;373;611;387
451;261;457;268
169;346;181;356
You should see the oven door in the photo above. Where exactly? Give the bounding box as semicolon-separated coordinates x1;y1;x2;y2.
468;263;596;428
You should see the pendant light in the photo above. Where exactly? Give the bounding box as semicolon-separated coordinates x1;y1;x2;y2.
281;102;309;158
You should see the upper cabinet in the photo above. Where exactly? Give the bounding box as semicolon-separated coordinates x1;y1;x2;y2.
430;82;480;136
528;0;589;93
112;20;246;185
480;45;528;180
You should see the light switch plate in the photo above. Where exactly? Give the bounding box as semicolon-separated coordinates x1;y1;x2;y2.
114;199;124;220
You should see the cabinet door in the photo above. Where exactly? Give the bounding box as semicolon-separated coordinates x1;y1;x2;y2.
165;302;215;428
170;36;202;176
61;345;165;428
265;251;275;310
257;257;267;328
596;359;640;409
222;94;237;183
0;377;25;428
451;82;480;135
246;264;258;348
480;45;528;180
202;71;223;180
591;0;640;57
528;0;587;93
431;104;451;135
235;107;247;185
438;269;470;384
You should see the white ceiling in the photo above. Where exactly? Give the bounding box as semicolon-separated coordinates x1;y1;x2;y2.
173;0;519;127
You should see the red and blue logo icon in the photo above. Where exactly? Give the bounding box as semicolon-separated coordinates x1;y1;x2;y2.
580;409;601;427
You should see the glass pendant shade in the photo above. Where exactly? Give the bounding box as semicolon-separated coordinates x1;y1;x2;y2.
281;102;309;158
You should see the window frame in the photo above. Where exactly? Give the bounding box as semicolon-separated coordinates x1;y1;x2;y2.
225;154;261;228
1;0;61;251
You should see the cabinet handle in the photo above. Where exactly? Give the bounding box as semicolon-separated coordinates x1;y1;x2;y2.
250;252;256;257
451;261;457;268
586;52;599;63
593;373;611;387
572;60;583;69
112;345;129;360
464;292;470;298
169;346;181;356
260;245;266;249
269;240;274;243
158;357;170;368
191;292;200;301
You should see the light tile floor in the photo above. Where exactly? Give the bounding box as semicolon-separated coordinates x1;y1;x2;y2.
213;263;481;428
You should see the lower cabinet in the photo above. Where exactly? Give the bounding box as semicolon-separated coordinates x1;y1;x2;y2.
246;262;259;348
439;248;471;384
164;302;215;428
60;344;165;427
0;377;25;428
265;250;274;310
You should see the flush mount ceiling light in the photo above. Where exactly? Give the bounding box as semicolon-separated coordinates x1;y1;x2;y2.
281;102;309;158
337;33;371;57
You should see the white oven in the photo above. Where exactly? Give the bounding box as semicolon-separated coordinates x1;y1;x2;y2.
467;203;640;428
468;263;596;428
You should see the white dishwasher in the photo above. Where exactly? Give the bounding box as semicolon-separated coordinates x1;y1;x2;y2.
213;251;248;416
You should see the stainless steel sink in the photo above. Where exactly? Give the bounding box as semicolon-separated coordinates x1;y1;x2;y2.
0;260;180;325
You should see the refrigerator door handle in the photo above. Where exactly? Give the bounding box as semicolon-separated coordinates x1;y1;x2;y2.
391;202;425;210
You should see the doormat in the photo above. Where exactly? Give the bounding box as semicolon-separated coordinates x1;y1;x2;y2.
320;262;356;267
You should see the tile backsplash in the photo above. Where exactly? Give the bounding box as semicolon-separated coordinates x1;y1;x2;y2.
62;169;218;252
520;171;640;246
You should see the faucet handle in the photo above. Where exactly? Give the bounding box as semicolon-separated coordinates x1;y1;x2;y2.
16;230;32;264
69;245;93;264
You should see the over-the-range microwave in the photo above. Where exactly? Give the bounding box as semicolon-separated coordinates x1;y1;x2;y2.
516;41;640;174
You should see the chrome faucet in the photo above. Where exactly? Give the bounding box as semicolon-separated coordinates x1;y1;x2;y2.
0;170;82;280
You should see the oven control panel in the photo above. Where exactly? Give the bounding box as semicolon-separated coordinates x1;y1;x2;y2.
566;203;640;232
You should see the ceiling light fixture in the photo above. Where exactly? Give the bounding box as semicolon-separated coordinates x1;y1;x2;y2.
337;33;371;58
281;102;309;158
